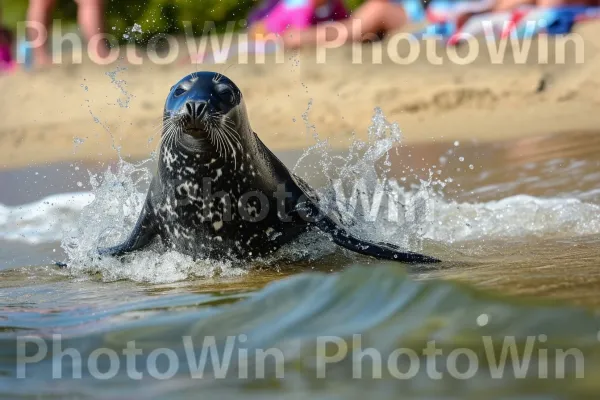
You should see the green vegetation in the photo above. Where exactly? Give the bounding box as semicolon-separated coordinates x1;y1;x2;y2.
1;0;363;40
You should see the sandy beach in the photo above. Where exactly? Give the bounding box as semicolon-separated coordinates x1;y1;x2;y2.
1;23;600;170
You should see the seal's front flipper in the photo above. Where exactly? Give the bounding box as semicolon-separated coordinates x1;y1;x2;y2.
98;203;158;258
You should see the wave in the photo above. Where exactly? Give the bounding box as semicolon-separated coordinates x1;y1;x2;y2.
2;192;598;246
0;192;94;244
0;265;599;397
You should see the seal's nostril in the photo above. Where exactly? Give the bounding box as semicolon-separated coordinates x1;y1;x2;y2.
185;102;194;119
195;101;207;119
184;101;207;125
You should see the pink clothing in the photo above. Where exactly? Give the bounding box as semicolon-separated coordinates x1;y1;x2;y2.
0;44;14;72
264;0;347;34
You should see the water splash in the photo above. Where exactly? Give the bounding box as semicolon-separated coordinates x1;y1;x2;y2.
60;159;150;261
2;109;599;281
293;107;437;250
123;23;144;41
291;108;600;252
131;23;143;34
73;137;86;153
105;66;134;108
55;159;245;283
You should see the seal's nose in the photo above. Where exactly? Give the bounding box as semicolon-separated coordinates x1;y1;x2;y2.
185;101;207;122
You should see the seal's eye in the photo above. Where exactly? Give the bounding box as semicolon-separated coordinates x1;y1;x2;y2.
173;86;187;97
216;85;236;105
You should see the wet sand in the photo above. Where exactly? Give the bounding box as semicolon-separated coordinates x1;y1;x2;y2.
1;23;600;169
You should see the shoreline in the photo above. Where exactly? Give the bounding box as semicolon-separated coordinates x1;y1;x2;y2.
2;24;600;170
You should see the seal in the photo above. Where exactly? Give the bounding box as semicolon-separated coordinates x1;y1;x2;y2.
94;71;439;264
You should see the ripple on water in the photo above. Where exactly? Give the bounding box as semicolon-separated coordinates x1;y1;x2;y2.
0;265;600;398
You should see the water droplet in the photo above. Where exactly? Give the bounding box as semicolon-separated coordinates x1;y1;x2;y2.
454;141;460;146
105;67;133;108
131;23;143;34
477;313;489;326
459;157;464;162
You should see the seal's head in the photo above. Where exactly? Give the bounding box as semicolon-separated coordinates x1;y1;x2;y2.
162;72;251;158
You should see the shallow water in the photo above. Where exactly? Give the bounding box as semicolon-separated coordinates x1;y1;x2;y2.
1;118;600;398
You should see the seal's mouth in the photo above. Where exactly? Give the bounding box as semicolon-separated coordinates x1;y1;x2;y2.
182;118;208;135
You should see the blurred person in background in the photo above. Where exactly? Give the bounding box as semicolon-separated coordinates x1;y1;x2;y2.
0;6;15;72
249;0;348;39
26;0;109;65
281;0;598;48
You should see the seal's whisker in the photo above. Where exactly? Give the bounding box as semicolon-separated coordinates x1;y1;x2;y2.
221;114;242;141
149;116;171;141
153;122;168;136
216;124;237;169
220;117;243;154
219;63;235;81
160;118;175;132
207;115;226;157
215;113;241;162
158;125;173;150
159;116;186;155
171;119;182;144
217;127;228;157
169;129;178;151
221;118;242;146
212;115;229;158
159;119;179;150
151;118;166;133
220;115;237;132
160;128;175;154
220;121;241;155
166;123;177;148
215;112;239;139
205;116;217;153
